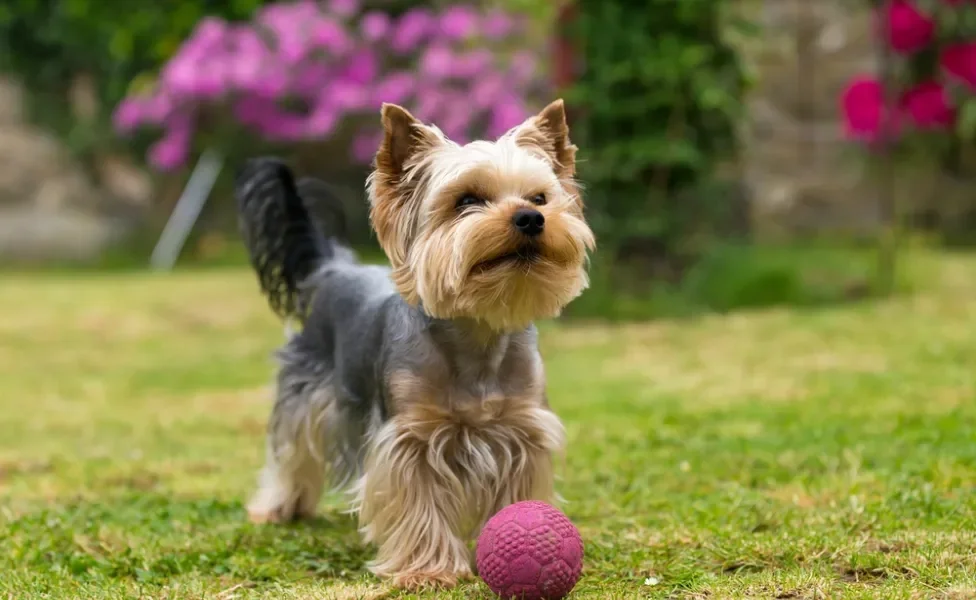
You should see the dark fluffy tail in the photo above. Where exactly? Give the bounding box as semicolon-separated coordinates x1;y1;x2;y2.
235;157;343;321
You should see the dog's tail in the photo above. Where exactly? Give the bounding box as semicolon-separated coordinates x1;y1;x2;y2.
235;157;345;321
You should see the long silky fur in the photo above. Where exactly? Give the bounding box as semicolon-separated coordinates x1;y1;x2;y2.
234;158;337;320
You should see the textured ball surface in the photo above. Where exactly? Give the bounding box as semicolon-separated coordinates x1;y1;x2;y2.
476;501;583;600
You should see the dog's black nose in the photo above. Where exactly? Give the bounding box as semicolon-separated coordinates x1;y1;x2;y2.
512;208;545;237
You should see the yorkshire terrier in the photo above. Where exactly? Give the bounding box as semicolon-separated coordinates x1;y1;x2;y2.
235;99;595;589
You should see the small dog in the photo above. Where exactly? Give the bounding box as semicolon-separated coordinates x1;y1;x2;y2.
235;99;595;589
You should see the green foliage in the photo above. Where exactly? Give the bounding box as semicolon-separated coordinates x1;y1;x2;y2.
569;0;748;269
0;0;269;153
567;243;918;321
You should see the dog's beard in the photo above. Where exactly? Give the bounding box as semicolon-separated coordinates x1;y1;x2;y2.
409;203;594;331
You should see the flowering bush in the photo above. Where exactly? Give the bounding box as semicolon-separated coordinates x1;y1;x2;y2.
112;0;544;171
841;0;976;149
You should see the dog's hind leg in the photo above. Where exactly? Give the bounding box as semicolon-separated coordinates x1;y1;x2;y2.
247;363;335;524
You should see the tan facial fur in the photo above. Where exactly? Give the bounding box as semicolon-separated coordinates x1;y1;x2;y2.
367;100;596;331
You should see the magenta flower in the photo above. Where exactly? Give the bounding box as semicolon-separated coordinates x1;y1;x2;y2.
258;2;319;61
413;89;447;122
941;42;976;90
373;73;416;105
113;99;145;133
483;10;516;39
233;97;279;126
471;73;506;109
900;81;955;129
114;3;544;171
148;117;194;171
291;63;332;97
488;95;528;138
452;49;493;79
438;5;478;41
328;0;359;18
253;68;289;99
306;99;340;137
419;45;455;79
142;95;175;125
360;11;391;42
339;48;378;84
509;51;537;85
329;79;369;110
352;130;383;163
310;17;352;55
438;95;474;141
841;76;899;142
391;8;434;54
879;0;935;55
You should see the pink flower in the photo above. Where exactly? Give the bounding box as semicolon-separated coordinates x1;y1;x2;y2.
233;97;278;126
509;51;537;85
352;130;383;163
258;2;318;58
488;95;528;138
291;63;332;97
438;5;478;40
310;17;352;54
413;89;447;122
483;10;516;39
439;96;473;142
253;68;289;99
840;76;899;142
148;137;188;171
372;73;416;105
193;17;229;47
329;80;369;110
360;11;390;42
941;42;976;90
900;81;955;129
879;0;935;55
148;117;193;171
306;98;339;137
391;8;434;54
419;45;455;79
328;0;359;18
339;48;378;84
471;73;506;109
254;110;308;141
113;99;145;133
142;95;174;125
452;49;493;79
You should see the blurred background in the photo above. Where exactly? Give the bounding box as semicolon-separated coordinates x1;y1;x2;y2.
0;0;973;319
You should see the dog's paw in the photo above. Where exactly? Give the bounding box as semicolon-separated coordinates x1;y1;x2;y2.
390;570;464;591
247;495;302;524
247;505;286;524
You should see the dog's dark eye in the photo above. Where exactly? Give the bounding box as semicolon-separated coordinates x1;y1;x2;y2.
456;195;483;210
530;193;546;206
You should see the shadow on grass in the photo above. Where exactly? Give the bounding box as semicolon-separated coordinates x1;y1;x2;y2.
2;493;370;586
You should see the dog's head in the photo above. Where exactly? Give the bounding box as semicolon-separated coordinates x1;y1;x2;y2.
366;99;595;332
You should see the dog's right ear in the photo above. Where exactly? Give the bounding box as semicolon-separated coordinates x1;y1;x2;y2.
375;103;444;178
368;105;444;306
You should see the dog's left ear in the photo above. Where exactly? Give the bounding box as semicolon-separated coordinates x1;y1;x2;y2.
513;99;577;180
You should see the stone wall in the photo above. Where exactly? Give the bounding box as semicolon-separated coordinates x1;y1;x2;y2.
737;0;975;239
736;0;881;238
0;76;152;263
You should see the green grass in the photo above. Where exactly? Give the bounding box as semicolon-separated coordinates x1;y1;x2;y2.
1;252;975;599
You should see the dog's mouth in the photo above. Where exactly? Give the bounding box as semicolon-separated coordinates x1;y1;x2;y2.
472;245;541;273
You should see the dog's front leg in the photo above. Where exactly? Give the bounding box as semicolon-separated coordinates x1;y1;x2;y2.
354;417;472;590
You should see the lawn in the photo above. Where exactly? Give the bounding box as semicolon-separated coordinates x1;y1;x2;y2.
1;253;975;600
